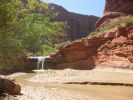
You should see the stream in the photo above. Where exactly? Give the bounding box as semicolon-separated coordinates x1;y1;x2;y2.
6;68;133;100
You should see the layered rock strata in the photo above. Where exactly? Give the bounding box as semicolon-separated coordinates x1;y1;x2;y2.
45;25;133;69
96;0;133;30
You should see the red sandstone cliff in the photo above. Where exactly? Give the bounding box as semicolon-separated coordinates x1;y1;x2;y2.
45;0;133;70
105;0;133;14
96;0;133;30
45;25;133;69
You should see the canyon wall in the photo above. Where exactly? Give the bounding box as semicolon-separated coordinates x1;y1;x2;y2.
49;4;99;41
45;0;133;70
45;26;133;69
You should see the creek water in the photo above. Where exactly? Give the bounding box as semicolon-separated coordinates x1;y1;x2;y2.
10;68;133;100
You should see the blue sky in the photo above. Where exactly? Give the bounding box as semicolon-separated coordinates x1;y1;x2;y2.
42;0;105;17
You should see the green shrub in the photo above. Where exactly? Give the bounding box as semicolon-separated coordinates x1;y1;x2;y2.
124;17;133;27
89;32;99;37
54;40;71;49
87;17;133;38
0;0;67;68
100;19;121;32
37;44;57;56
100;16;133;32
36;41;72;56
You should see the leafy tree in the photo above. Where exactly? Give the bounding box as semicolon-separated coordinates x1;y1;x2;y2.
0;0;22;68
0;0;67;68
19;0;67;55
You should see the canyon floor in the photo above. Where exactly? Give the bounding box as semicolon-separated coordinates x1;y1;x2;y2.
2;68;133;100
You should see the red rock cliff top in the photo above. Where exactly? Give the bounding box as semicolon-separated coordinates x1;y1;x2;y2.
96;0;133;30
105;0;133;14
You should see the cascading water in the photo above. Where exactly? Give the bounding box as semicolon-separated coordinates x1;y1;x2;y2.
41;58;45;69
37;57;44;69
28;56;48;70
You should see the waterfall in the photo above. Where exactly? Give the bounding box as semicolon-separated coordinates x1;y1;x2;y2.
41;58;45;69
28;56;48;70
37;57;45;69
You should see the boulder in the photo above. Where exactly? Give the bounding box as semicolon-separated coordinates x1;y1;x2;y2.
0;78;21;95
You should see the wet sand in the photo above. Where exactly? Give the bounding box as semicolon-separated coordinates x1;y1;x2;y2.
4;68;133;100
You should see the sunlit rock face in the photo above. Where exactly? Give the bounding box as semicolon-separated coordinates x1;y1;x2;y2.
96;0;133;30
96;26;133;69
45;0;133;70
45;25;133;70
